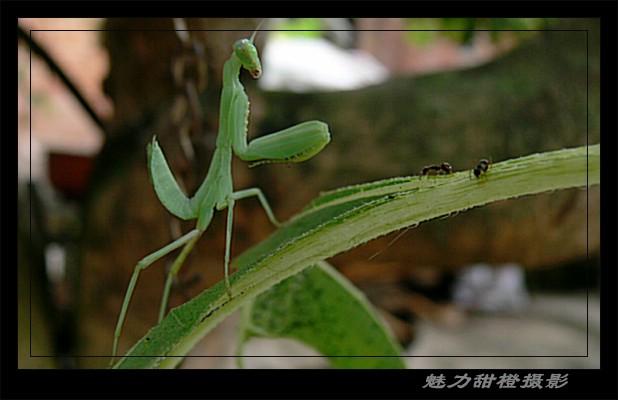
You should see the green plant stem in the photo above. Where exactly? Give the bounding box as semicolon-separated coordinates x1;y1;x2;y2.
113;144;599;368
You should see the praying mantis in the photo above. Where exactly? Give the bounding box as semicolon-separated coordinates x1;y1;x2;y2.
110;30;331;364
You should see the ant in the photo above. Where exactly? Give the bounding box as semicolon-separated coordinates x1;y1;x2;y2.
471;158;492;179
419;162;454;179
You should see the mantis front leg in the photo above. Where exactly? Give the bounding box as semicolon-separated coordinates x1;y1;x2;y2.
234;120;331;167
224;39;331;167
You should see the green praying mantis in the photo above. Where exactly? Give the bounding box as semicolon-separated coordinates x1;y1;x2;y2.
110;30;331;364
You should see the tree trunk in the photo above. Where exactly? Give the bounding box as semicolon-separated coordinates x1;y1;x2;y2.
253;18;599;277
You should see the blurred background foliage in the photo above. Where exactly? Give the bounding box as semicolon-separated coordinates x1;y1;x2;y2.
404;18;558;45
271;17;558;45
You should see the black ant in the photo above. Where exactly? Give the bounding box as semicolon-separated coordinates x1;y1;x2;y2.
472;158;492;179
419;162;454;179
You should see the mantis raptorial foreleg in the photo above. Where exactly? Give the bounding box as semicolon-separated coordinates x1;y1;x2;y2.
110;28;331;366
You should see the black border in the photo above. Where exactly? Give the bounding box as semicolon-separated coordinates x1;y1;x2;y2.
4;1;617;400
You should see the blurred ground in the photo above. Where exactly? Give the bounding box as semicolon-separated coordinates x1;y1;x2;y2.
406;293;599;369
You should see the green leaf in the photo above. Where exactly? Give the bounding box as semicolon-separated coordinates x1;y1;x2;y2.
238;261;405;369
112;144;599;369
271;18;324;39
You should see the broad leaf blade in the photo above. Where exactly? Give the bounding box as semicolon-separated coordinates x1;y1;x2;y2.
239;262;405;369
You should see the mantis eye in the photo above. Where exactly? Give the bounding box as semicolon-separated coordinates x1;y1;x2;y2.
233;38;262;78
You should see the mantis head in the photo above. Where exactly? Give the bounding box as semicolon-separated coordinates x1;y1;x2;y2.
233;38;262;79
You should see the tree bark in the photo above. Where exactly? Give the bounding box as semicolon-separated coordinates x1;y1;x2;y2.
253;18;599;276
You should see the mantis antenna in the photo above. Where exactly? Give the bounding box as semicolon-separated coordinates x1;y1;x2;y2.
250;19;267;43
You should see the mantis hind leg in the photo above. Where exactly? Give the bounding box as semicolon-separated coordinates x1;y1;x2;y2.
224;198;236;298
231;188;281;227
222;187;281;298
110;229;201;366
158;232;202;322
